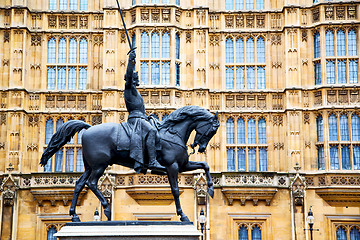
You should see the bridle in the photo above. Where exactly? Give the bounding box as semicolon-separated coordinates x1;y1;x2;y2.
189;121;215;155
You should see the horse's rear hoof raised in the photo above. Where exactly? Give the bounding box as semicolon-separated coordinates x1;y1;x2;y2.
71;214;81;222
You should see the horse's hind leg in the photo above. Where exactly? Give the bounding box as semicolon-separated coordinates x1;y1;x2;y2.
167;162;189;222
181;161;214;198
69;164;91;222
87;165;111;220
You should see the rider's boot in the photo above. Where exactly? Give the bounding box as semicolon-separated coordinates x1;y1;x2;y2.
146;130;166;171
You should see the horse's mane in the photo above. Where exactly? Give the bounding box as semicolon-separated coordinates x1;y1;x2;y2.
160;106;214;129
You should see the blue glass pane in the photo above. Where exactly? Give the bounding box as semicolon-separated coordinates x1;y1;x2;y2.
315;62;321;85
236;38;244;63
256;0;264;10
257;37;265;63
49;0;56;10
66;148;74;172
175;34;180;59
151;62;159;85
348;29;357;56
247;66;255;89
326;30;335;56
342;146;351;170
76;149;84;172
330;146;339;170
238;225;248;240
248;118;256;144
236;67;245;89
226;38;234;63
338;60;347;84
80;0;88;10
162;32;170;58
259;148;267;171
318;146;325;170
162;61;170;85
55;149;63;172
45;119;54;144
141;32;149;58
162;0;170;3
57;67;66;90
329;114;338;141
68;67;77;90
58;38;66;63
350;228;360;240
227;148;235;171
48;38;56;63
349;60;358;84
246;38;254;62
70;0;77;10
226;118;235;144
237;118;245;144
235;0;243;10
225;0;233;10
326;61;335;84
238;148;246;171
337;30;346;56
340;114;349;141
175;0;180;5
354;146;360;170
79;38;88;63
316;116;323;142
141;62;149;84
248;148;256;171
44;157;52;172
56;118;64;132
226;67;234;89
251;226;261;240
352;114;360;141
69;38;77;63
151;32;159;58
337;227;347;240
246;0;254;10
47;226;57;240
175;63;180;86
257;66;265;89
47;67;56;90
314;32;321;58
59;0;67;10
258;118;266;144
79;67;87;90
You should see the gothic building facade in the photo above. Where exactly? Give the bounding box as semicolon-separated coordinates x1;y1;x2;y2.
0;0;359;239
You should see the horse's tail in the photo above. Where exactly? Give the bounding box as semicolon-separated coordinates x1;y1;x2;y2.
40;120;92;167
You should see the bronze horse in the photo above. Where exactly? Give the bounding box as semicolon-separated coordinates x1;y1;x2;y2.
40;105;219;222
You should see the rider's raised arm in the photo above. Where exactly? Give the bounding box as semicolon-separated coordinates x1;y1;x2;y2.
125;50;136;88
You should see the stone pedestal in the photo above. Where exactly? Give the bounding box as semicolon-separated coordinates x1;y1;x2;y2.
55;221;201;240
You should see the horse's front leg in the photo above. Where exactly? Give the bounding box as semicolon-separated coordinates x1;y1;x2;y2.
167;162;190;222
181;161;214;198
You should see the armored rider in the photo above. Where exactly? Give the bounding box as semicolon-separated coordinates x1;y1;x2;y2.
124;49;165;173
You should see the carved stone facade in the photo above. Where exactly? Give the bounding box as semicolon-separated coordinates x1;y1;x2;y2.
0;0;360;240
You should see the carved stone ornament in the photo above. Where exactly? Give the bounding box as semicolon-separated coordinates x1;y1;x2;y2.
152;9;160;22
80;16;88;28
0;142;4;149
4;31;10;42
69;16;77;28
195;174;207;205
162;9;170;22
271;34;281;45
131;10;136;23
256;15;265;28
312;8;319;22
186;32;191;43
336;6;345;20
303;113;310;124
246;15;254;28
141;9;149;22
31;35;42;46
302;30;308;42
0;113;6;125
348;6;357;20
225;15;234;28
236;15;244;28
175;10;181;22
325;6;334;20
290;172;305;208
48;15;57;28
209;35;220;46
59;15;67;28
1;176;19;207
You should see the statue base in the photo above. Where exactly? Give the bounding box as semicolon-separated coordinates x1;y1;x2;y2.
54;221;202;240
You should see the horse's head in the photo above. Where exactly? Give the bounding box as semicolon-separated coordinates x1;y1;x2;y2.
191;112;220;153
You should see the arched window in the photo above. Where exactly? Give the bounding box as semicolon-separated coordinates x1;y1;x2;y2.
70;0;77;10
326;30;334;56
329;114;338;141
349;60;358;84
225;0;233;10
238;148;245;171
47;67;56;90
226;67;234;89
251;225;261;240
45;119;54;144
246;0;254;10
348;29;357;56
226;118;235;144
69;38;77;63
257;66;265;89
318;146;325;170
352;114;360;141
316;115;323;142
351;227;360;240
49;0;56;10
47;226;57;240
237;118;245;144
226;38;234;63
256;0;264;10
314;32;321;58
162;61;170;85
151;32;159;58
246;38;254;62
151;62;159;85
79;38;88;63
248;148;256;171
236;66;245;89
336;226;347;240
66;148;74;172
258;118;266;144
337;30;346;56
76;148;84;172
235;0;243;10
338;60;346;84
247;66;255;89
238;225;248;240
58;67;66;89
56;118;64;131
141;32;149;58
259;148;267;171
342;145;351;170
59;0;67;10
79;67;87;90
330;145;339;170
326;60;335;84
162;32;170;58
48;38;56;63
340;114;349;141
55;149;63;172
315;62;321;85
141;61;149;84
175;33;180;60
68;67;77;90
58;38;66;63
236;38;244;63
248;118;256;144
227;148;235;171
80;0;88;10
256;37;265;63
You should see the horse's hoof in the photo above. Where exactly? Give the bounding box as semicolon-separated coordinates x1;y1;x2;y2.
180;215;190;222
207;187;214;198
104;207;111;221
71;214;81;222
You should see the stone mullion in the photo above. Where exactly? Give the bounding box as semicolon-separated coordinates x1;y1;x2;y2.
322;111;330;171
